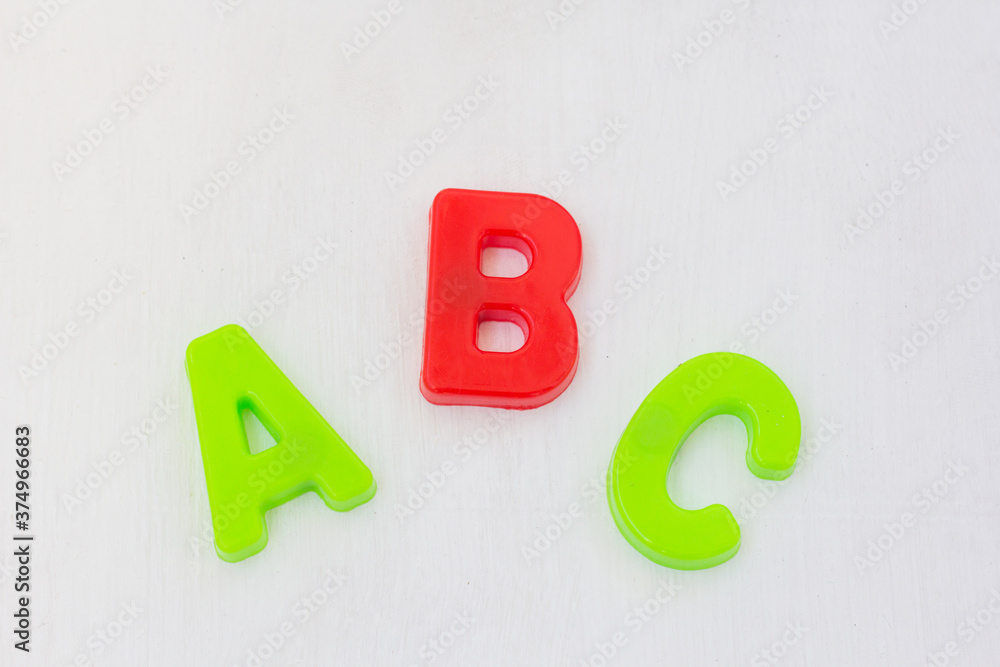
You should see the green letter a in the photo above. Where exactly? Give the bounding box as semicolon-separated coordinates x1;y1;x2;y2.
186;324;375;562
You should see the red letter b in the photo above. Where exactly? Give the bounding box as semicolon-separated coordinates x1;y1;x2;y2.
420;188;582;409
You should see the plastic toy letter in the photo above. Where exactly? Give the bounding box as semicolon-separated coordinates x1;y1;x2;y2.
420;188;582;409
186;324;375;563
607;353;800;570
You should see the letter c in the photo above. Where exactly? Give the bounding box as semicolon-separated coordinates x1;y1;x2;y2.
607;353;800;570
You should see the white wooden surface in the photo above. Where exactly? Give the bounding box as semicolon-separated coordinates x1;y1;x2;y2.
2;1;1000;665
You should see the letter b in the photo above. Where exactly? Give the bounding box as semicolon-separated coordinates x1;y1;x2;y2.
420;189;582;409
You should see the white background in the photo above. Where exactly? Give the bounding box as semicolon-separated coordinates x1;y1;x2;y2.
2;0;999;665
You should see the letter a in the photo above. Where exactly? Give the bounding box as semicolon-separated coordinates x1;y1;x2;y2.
420;188;582;409
186;324;375;562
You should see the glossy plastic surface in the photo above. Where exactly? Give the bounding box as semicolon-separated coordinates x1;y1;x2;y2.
420;188;582;409
607;352;800;570
185;324;375;562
